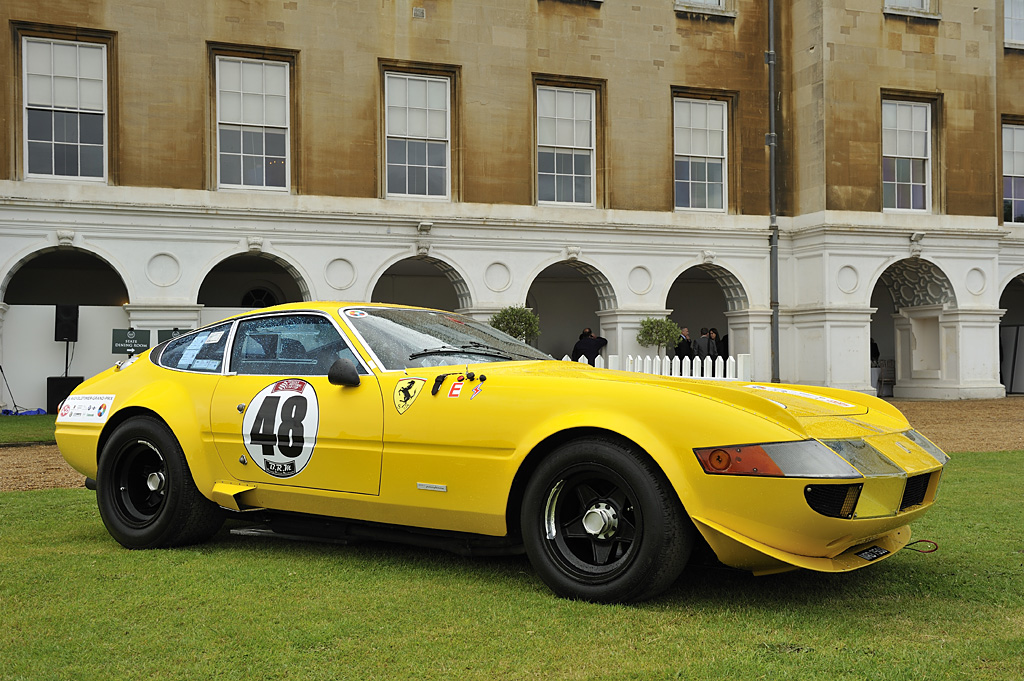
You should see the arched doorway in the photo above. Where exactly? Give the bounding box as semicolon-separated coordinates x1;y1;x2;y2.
370;255;470;312
665;264;747;359
998;275;1024;393
1;248;130;412
527;261;615;358
198;253;306;309
870;258;957;393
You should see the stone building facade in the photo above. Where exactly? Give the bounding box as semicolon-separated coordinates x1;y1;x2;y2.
1;0;1021;409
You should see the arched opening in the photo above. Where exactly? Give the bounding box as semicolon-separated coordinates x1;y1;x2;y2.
869;258;957;394
998;276;1024;393
370;255;470;312
1;248;130;413
666;264;748;359
526;261;615;359
3;249;128;305
198;253;306;319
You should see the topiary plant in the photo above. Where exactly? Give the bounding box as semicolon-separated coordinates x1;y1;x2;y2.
489;305;541;342
635;317;682;356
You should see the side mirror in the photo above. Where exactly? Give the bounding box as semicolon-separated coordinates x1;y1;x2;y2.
328;358;361;387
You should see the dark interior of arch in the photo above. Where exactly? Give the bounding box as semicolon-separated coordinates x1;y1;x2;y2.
371;256;464;311
3;250;129;305
198;254;305;307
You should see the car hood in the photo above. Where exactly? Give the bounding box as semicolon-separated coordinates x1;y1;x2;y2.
483;360;909;441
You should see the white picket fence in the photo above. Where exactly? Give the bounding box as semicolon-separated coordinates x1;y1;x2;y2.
561;353;751;381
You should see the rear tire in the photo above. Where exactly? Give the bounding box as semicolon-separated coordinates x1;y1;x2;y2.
96;416;223;549
521;437;693;603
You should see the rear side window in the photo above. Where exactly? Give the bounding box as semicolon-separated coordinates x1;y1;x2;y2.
156;323;232;373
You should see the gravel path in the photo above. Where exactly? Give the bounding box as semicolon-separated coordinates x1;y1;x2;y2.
3;397;1022;492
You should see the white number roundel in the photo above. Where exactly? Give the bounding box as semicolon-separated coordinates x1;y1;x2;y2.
242;379;320;479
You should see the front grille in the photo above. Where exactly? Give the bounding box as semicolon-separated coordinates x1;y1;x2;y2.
805;483;863;519
900;473;931;511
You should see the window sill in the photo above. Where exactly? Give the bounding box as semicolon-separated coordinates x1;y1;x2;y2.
217;185;291;193
24;174;108;185
1005;40;1024;52
882;6;941;21
674;2;736;19
538;201;596;210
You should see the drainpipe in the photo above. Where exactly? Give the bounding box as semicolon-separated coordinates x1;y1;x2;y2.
766;0;781;383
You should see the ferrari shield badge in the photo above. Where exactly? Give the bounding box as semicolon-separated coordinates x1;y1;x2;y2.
394;378;426;414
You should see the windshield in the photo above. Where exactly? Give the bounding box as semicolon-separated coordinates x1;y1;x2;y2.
341;307;551;370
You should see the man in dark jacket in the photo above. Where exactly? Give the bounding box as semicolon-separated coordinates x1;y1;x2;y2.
571;328;608;366
675;327;694;360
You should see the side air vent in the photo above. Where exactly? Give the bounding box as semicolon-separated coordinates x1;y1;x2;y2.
805;483;863;519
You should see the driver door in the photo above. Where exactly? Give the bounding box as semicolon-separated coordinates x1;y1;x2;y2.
210;312;384;495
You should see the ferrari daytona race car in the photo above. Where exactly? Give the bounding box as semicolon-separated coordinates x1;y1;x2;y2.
55;302;948;603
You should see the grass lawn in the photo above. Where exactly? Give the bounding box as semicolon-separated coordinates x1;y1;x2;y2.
0;414;56;443
2;451;1023;680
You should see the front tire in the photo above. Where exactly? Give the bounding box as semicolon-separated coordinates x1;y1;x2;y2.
96;416;223;549
521;437;693;603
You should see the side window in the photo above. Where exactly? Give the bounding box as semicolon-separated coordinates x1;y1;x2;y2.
230;314;362;376
157;323;232;373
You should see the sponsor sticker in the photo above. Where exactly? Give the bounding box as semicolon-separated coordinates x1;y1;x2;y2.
394;378;426;414
57;394;116;423
448;381;464;398
747;385;855;408
471;384;483;400
345;310;368;318
242;380;319;479
855;545;891;561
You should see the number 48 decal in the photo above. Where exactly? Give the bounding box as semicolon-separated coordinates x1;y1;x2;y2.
242;380;320;478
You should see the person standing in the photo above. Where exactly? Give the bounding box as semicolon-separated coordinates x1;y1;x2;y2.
694;327;719;361
675;327;695;361
571;327;608;366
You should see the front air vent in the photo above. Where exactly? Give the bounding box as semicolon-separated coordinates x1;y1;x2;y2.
900;473;931;511
805;483;863;519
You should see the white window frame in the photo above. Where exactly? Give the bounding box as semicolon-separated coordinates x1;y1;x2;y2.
1005;124;1024;224
1007;0;1024;47
384;72;452;201
215;55;290;192
883;0;940;19
536;85;596;208
673;97;728;213
882;100;932;213
22;36;108;182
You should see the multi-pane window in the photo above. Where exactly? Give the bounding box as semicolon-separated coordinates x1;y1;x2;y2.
1005;125;1024;223
217;56;289;190
537;86;594;206
23;38;106;180
1008;0;1024;44
882;101;930;211
385;73;450;199
674;98;727;211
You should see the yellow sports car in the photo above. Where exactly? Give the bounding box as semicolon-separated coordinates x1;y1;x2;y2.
56;302;947;603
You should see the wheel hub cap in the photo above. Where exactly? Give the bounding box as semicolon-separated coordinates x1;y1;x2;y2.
146;471;165;493
581;502;618;539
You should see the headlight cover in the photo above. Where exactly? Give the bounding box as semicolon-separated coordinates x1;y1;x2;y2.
693;440;861;478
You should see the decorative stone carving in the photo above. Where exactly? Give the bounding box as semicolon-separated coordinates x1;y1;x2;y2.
565;246;581;261
247;236;264;253
56;230;75;247
909;232;924;258
701;249;717;264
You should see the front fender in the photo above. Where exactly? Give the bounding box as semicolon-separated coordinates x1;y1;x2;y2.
97;375;230;501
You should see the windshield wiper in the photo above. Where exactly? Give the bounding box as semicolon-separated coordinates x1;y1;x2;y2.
462;341;544;360
409;345;513;361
